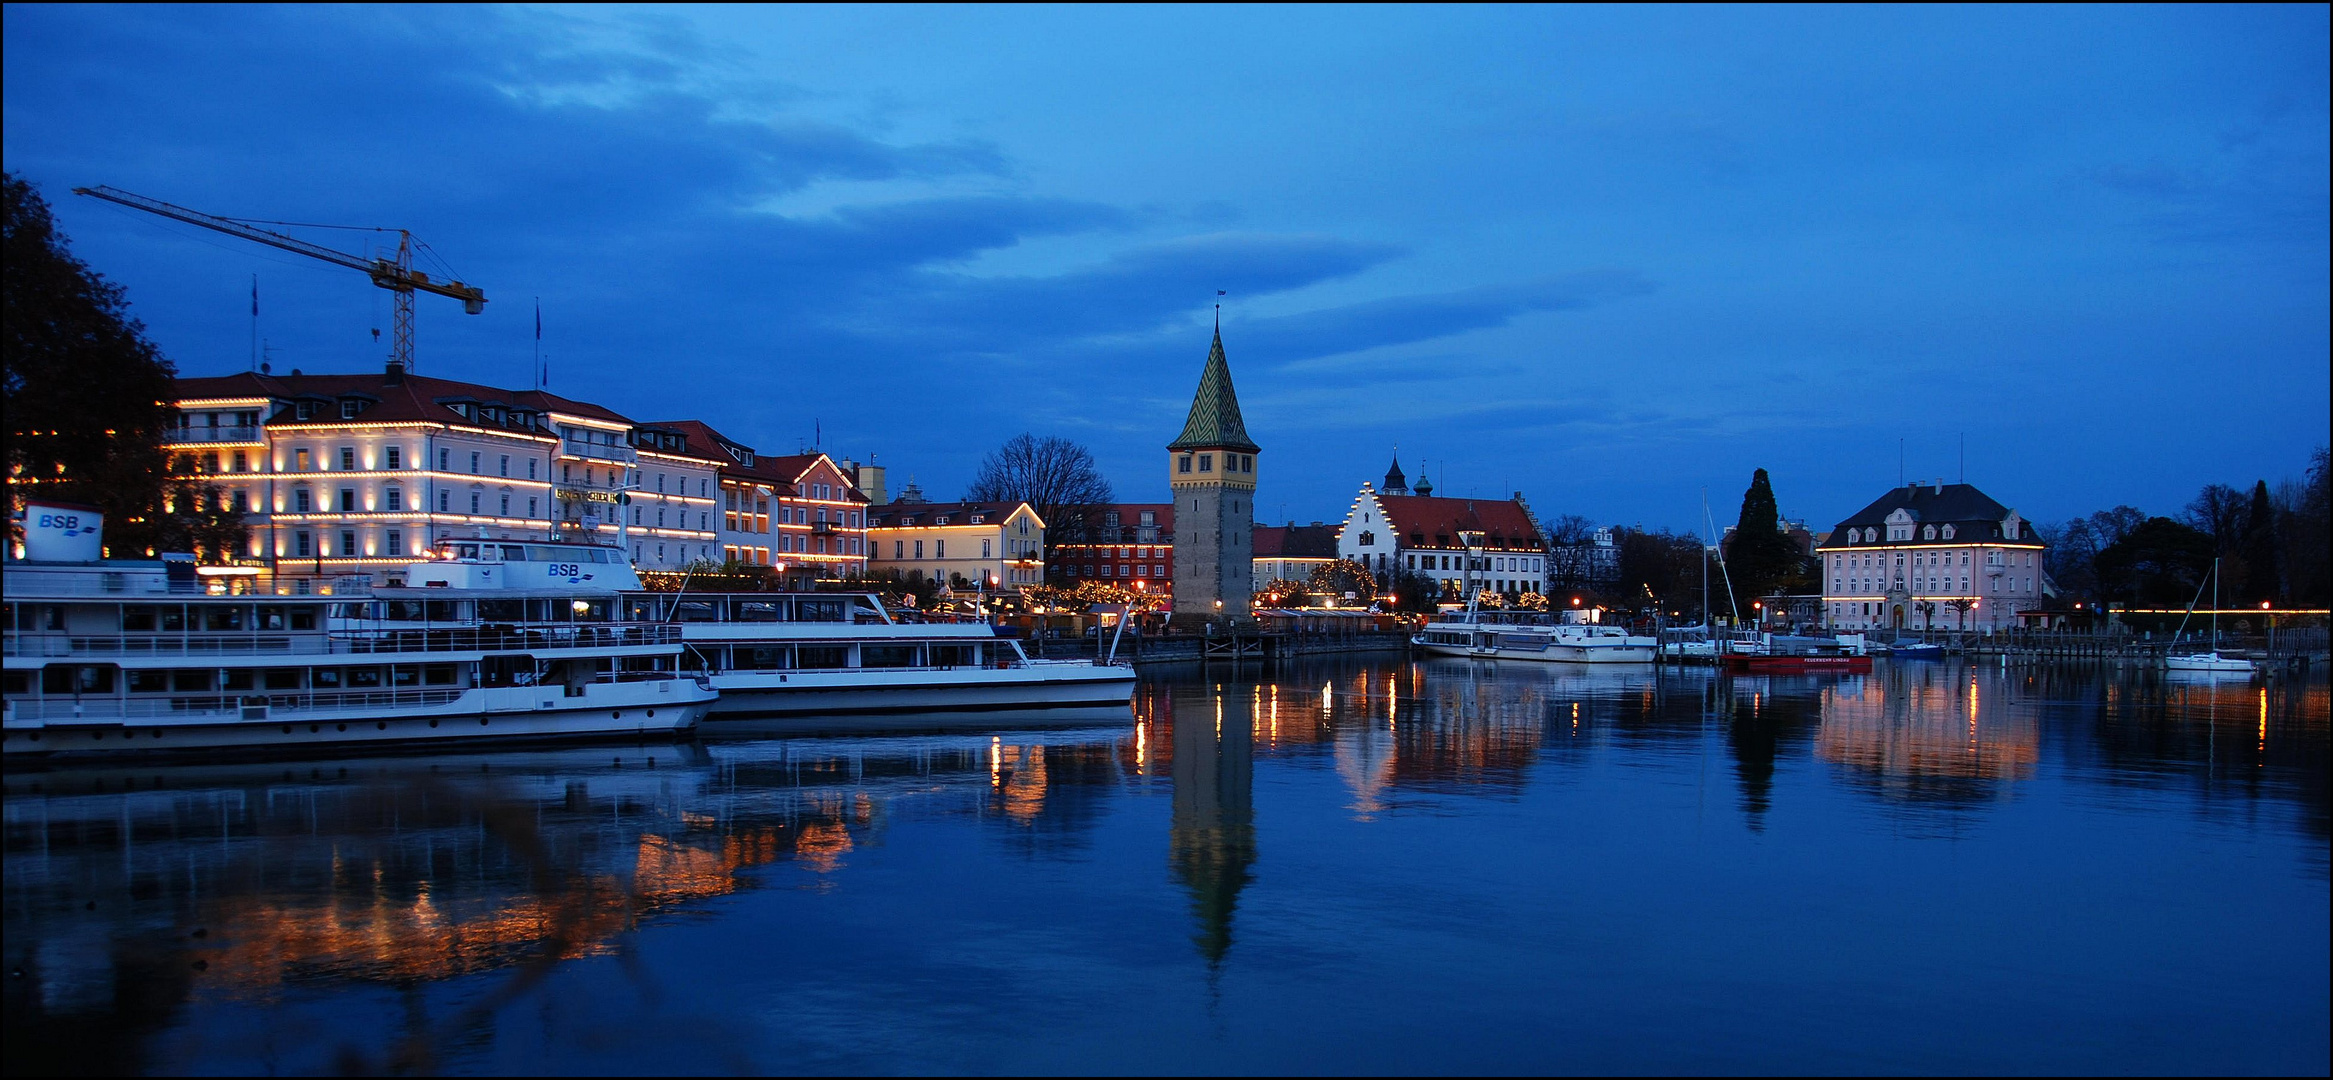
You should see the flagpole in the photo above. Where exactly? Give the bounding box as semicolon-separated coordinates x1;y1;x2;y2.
533;298;542;391
250;274;259;373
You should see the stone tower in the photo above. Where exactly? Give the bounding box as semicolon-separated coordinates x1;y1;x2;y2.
1168;325;1260;623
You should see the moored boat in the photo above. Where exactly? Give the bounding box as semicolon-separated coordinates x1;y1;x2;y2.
5;530;715;758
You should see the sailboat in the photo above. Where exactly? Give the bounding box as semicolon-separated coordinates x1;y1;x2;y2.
2165;558;2256;675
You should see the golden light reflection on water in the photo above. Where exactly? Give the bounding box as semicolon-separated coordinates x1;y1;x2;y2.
1816;671;2039;790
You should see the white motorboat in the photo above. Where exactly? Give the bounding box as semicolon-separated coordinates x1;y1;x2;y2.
5;533;715;758
1415;611;1656;663
619;590;1136;718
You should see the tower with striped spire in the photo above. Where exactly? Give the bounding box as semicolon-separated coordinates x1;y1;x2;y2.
1168;323;1260;622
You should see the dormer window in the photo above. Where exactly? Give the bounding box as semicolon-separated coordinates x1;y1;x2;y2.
934;516;950;526
1941;525;1955;540
340;400;359;419
970;515;985;524
1923;525;1937;540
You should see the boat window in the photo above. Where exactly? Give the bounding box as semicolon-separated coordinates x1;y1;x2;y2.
862;645;918;668
674;601;718;622
290;607;318;631
312;668;342;689
623;597;660;621
390;665;420;688
797;645;849;669
171;669;214;691
425;600;461;622
423;664;460;686
347;667;383;688
203;606;247;632
454;544;481;559
42;665;116;694
735;646;790;669
587;549;610;563
221;669;255;691
264;669;303;690
930;645;975;668
385;600;427;622
128;670;169;693
256;605;287;631
0;672;23;695
570;598;609;621
796;598;848;623
477;598;526;622
159;606;186;632
122;605;157;631
500;545;527;560
731;600;785;623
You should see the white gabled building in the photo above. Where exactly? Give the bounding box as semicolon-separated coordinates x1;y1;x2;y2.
1335;456;1545;601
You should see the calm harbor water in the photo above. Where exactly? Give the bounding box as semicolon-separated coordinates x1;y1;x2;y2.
4;657;2326;1076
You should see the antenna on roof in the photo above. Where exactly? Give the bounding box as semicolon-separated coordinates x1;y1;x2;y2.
1959;432;1965;484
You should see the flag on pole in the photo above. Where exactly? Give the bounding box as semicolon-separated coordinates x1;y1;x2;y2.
252;275;259;317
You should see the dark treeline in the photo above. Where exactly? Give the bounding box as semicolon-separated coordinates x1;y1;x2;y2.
2041;447;2330;608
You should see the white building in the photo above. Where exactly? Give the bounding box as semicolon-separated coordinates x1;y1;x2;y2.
170;360;720;590
1818;480;2048;632
1336;461;1545;601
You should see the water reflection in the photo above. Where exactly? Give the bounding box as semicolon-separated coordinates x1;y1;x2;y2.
3;658;2325;1075
1164;680;1254;966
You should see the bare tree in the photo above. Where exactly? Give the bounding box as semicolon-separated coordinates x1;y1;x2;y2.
962;433;1114;565
1543;513;1600;591
2182;483;2247;556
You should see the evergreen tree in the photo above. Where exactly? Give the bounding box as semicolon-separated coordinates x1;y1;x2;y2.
2239;479;2279;604
4;172;234;557
1726;468;1800;600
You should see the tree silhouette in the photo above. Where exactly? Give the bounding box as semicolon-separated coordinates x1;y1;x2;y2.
962;433;1113;567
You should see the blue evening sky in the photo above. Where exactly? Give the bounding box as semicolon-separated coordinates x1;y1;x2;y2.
4;4;2325;531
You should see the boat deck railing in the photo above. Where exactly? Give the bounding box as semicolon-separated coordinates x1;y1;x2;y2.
5;623;686;659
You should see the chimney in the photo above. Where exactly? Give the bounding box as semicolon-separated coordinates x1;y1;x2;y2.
386;359;406;386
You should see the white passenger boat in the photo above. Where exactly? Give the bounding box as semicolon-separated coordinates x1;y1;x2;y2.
613;590;1137;718
1414;611;1657;664
4;534;715;758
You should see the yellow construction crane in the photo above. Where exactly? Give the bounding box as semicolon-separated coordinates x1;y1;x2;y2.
74;185;486;373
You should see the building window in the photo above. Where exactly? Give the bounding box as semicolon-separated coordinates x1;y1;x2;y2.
983;539;993;558
914;540;924;559
470;452;480;474
439;491;450;512
338;447;355;470
528;459;537;479
895;540;905;559
340;530;357;557
499;455;510;477
471;492;481;514
1198;454;1213;472
339;488;355;512
529;497;538;517
232;490;249;513
501;493;511;515
439;448;450;471
385;446;402;469
935;539;945;558
294;531;312;557
386;530;404;557
293;488;312;513
385;488;403;511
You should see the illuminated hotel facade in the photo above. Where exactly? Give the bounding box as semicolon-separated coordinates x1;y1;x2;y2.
642;420;871;588
1818;480;2048;632
169;360;722;590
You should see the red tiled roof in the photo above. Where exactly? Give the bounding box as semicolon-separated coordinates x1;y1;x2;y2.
1254;523;1341;558
1375;495;1542;550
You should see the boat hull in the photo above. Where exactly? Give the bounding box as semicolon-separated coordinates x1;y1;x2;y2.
3;680;712;758
1723;654;1873;674
702;663;1136;717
